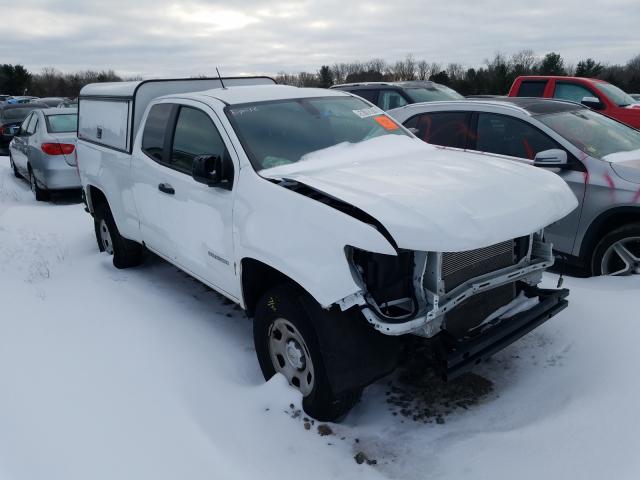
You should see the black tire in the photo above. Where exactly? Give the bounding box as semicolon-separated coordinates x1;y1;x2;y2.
93;202;144;269
9;152;20;178
28;167;49;201
254;284;361;421
591;223;640;276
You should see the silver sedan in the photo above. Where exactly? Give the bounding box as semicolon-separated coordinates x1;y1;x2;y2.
9;108;79;201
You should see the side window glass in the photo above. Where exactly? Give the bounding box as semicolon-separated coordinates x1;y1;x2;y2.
476;113;559;160
171;107;227;174
404;112;469;149
142;103;174;162
20;113;33;133
517;81;547;97
352;89;378;104
553;83;595;103
26;114;38;135
378;90;409;110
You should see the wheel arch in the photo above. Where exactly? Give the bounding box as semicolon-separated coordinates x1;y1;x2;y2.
240;257;310;318
579;206;640;261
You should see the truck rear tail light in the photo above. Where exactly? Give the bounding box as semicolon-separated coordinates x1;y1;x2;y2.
41;143;75;155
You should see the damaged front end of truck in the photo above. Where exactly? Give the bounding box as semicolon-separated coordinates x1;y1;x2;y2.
343;232;569;380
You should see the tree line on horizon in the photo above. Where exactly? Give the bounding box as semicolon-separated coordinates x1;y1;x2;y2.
1;50;640;98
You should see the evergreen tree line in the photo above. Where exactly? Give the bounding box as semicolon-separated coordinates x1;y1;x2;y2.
2;50;640;98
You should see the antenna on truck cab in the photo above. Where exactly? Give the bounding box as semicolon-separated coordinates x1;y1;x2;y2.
216;68;227;89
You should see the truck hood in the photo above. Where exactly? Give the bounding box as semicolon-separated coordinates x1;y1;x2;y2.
261;136;578;252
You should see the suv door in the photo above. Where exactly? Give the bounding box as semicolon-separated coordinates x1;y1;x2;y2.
133;100;239;298
471;112;586;254
402;111;471;149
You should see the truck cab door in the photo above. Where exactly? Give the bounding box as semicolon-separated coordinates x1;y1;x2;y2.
133;100;239;299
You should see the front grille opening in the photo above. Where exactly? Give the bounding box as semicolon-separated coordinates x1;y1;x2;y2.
441;239;523;292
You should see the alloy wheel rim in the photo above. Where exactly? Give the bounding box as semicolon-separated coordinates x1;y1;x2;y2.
268;318;315;396
99;219;114;255
601;237;640;276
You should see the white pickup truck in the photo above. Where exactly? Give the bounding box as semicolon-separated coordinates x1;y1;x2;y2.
77;77;578;420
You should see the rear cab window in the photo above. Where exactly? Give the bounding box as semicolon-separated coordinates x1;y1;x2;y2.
142;103;174;162
46;114;78;133
350;89;378;104
516;80;548;97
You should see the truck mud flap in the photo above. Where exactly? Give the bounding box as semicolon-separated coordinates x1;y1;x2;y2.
439;287;569;380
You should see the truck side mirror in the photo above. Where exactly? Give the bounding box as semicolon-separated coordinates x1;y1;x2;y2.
192;154;233;189
581;96;604;110
533;149;568;168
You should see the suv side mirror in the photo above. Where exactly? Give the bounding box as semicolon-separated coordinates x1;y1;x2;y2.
581;96;604;110
192;154;232;189
533;149;568;168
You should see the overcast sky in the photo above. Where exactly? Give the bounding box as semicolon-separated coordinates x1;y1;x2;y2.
2;0;639;78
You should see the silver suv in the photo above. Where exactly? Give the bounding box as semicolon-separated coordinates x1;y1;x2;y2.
389;98;640;276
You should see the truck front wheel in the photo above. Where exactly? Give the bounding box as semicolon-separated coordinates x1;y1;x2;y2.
254;284;361;421
94;203;144;269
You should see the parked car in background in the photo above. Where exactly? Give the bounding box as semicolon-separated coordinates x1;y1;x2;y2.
509;76;640;129
330;80;464;110
0;95;12;103
0;102;48;154
630;94;640;102
7;96;39;104
9;108;79;200
57;98;78;109
389;98;640;276
76;77;576;421
32;97;66;108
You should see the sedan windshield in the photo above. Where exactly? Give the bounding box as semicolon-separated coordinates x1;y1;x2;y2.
538;109;640;159
405;85;464;103
46;113;78;133
226;96;409;171
593;82;636;107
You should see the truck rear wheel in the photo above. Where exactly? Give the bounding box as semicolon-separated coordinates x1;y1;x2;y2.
254;284;361;421
94;203;144;269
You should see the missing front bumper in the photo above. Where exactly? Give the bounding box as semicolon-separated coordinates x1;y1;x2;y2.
437;286;569;380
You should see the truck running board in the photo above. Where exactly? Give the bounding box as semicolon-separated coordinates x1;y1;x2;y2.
439;287;570;381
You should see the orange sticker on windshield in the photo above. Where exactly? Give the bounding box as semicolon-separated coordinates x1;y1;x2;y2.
374;115;399;131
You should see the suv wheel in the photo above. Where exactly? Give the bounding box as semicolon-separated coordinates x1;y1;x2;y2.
592;223;640;276
254;284;361;421
28;167;49;201
94;203;144;268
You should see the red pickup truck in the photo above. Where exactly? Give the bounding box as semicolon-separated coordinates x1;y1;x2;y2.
508;76;640;129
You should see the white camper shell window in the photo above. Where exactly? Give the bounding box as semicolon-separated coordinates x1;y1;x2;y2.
78;99;132;151
78;77;276;153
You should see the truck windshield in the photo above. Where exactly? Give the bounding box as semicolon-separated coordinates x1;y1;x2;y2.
538;109;640;159
405;85;464;103
226;96;409;171
593;82;635;107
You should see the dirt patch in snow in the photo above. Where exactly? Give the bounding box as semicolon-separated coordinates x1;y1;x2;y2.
385;342;494;424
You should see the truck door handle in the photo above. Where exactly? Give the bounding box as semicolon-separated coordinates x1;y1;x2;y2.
158;183;175;195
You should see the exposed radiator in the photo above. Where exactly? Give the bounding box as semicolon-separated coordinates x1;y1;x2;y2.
442;240;515;292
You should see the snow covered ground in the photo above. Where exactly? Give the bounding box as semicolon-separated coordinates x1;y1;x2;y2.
0;157;639;480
